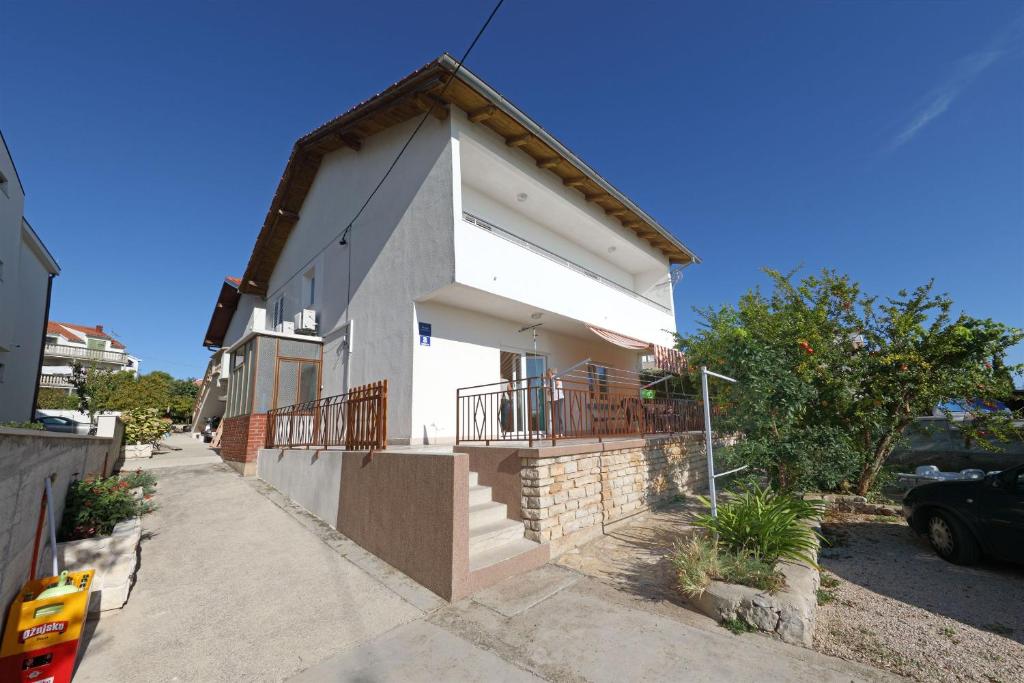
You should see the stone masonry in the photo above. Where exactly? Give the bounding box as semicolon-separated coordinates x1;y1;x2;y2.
520;434;707;554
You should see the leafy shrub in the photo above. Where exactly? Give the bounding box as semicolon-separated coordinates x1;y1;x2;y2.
672;535;783;597
120;468;157;495
694;484;824;566
1;421;43;430
121;409;167;445
58;476;152;541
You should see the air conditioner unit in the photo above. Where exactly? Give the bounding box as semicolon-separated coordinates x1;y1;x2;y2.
294;309;317;335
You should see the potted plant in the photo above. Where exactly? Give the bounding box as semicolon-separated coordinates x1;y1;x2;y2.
120;409;166;459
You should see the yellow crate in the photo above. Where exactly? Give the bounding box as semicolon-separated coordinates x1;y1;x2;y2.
0;570;94;655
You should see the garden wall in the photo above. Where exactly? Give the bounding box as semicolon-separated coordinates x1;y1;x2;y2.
220;413;267;475
460;433;707;555
0;428;113;623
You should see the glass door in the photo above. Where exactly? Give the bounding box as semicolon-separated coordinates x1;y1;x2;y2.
521;354;547;435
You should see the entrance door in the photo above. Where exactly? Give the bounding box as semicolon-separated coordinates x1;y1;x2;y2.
521;353;547;435
499;350;547;435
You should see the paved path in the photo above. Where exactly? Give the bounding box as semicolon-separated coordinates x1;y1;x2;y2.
128;432;222;470
77;459;897;682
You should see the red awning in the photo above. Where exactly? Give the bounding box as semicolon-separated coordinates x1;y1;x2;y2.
586;324;688;374
586;325;651;350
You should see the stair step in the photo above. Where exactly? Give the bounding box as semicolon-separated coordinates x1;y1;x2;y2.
468;485;492;506
468;471;479;487
469;537;544;573
469;501;508;529
469;518;525;554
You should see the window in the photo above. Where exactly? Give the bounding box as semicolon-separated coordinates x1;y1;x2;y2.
226;340;256;417
86;338;105;351
272;297;285;330
0;171;8;197
303;268;316;308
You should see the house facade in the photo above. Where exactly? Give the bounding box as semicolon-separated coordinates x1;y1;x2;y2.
0;131;61;423
202;55;697;474
40;321;139;394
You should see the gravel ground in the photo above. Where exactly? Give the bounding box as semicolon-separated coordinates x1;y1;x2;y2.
815;512;1024;683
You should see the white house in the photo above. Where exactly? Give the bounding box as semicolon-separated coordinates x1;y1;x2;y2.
40;321;139;394
202;55;698;473
0;131;61;423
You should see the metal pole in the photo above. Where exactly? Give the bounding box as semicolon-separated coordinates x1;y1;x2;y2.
700;366;718;518
43;476;59;577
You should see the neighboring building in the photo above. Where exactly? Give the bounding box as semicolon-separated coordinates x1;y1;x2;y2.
191;277;241;435
0;130;61;423
40;321;139;394
201;55;697;474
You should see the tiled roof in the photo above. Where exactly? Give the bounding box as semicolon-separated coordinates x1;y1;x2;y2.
225;276;241;287
47;321;126;349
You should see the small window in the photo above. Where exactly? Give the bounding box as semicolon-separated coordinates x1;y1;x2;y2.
272;297;285;329
303;268;316;308
0;362;5;383
0;171;8;197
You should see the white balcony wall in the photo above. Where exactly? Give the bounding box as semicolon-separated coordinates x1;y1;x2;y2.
454;218;675;348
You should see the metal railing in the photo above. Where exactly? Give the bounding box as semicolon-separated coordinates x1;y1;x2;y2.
266;380;388;450
39;374;73;387
43;343;127;364
456;376;706;446
462;212;671;313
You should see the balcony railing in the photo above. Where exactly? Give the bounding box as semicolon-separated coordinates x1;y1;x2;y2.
462;212;671;313
44;343;127;364
266;380;388;450
456;376;708;446
39;374;73;388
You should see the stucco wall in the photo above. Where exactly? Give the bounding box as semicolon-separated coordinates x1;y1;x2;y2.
261;116;456;443
257;449;343;526
410;299;638;444
335;450;467;600
0;429;112;620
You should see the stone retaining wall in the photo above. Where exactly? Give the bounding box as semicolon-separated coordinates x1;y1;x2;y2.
520;433;706;553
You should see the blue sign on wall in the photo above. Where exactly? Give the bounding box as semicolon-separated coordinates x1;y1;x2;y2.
419;335;431;346
419;322;431;346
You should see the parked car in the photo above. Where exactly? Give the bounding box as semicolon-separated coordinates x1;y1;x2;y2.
903;464;1024;565
34;415;93;435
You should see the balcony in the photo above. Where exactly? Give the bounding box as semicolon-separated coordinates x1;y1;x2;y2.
44;343;128;365
39;374;73;388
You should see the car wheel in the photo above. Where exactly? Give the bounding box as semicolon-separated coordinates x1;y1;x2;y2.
927;511;980;565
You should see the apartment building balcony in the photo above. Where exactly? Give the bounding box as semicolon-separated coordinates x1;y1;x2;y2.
453;213;676;346
44;343;128;365
39;373;74;389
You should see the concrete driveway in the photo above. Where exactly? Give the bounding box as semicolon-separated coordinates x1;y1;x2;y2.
76;456;896;682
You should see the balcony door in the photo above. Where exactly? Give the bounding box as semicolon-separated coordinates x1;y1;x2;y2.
499;350;547;435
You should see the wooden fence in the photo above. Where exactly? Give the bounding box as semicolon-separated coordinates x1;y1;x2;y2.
265;380;387;450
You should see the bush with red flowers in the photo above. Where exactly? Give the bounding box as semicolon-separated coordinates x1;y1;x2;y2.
58;475;155;541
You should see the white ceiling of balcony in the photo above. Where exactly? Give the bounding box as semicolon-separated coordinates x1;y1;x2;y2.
458;135;666;275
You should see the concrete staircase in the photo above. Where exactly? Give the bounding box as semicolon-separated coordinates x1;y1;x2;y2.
468;471;541;572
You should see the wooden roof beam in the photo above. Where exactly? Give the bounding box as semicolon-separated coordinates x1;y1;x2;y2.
563;177;587;189
334;133;362;151
413;93;449;120
537;158;561;170
506;133;532;148
468;105;497;123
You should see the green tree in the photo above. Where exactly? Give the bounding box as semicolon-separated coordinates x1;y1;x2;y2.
678;269;1023;495
36;388;79;410
70;367;197;422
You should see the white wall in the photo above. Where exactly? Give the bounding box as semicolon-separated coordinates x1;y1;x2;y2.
454;219;676;348
262;115;457;441
0;136;58;423
411;299;637;444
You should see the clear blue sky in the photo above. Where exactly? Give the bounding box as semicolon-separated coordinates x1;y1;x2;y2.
2;1;1022;380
